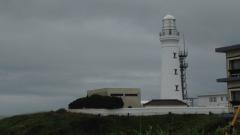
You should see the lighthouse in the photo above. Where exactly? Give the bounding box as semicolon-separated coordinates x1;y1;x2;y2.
159;14;183;100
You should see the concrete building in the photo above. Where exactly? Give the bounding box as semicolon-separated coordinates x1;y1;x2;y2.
197;93;228;107
87;88;141;108
159;14;187;100
216;44;240;109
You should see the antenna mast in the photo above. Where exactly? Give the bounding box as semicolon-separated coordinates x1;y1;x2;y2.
179;34;188;100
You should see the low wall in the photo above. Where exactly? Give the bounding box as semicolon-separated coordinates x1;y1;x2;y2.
68;107;229;116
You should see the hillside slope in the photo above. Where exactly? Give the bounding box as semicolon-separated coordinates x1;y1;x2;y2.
0;111;234;135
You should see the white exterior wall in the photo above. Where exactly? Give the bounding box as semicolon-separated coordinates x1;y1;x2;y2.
69;107;229;116
160;41;182;100
197;95;228;107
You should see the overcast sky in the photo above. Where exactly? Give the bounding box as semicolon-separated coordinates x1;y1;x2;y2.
0;0;239;115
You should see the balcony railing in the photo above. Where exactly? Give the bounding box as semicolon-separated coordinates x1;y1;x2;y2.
159;31;180;37
230;101;240;106
217;77;240;82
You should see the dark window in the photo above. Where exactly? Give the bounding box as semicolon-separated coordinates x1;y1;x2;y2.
214;97;217;102
229;59;240;77
174;69;178;75
110;94;123;97
125;94;138;96
169;29;172;35
175;85;179;91
230;59;240;70
173;52;177;59
209;97;217;102
221;96;223;101
232;91;240;101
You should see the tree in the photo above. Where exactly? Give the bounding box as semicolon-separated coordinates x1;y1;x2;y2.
68;95;124;109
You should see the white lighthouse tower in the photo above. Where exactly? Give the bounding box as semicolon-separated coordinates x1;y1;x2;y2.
159;14;183;100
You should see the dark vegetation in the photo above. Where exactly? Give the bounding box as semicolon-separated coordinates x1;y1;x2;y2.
0;111;239;135
68;95;124;109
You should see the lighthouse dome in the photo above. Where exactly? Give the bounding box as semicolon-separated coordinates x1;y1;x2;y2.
163;14;175;20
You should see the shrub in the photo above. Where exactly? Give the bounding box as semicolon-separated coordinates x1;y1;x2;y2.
56;108;67;113
68;95;124;109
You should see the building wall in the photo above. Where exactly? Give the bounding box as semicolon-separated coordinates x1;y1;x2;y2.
87;89;108;96
144;105;187;107
160;41;182;100
197;95;228;107
69;107;229;116
87;88;141;108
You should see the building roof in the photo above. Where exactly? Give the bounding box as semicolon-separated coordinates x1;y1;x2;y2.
215;44;240;53
143;99;188;106
197;93;227;97
217;77;240;82
163;14;175;20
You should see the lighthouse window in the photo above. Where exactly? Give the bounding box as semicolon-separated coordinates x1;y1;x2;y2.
175;85;179;91
174;69;178;75
173;52;177;59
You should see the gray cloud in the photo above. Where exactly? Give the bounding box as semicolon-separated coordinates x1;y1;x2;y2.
0;0;237;115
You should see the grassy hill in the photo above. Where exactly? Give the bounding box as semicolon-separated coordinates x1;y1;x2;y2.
0;110;237;135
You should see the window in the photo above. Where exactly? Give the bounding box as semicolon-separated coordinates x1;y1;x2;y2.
231;91;240;101
110;94;123;97
175;85;179;91
221;96;223;101
125;94;138;96
230;59;240;70
214;97;217;102
169;30;172;35
229;59;240;77
174;69;178;75
173;52;177;59
209;97;217;102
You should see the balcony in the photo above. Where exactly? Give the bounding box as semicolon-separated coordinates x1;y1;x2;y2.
159;31;180;36
230;100;240;106
229;69;240;76
159;31;179;41
159;35;179;41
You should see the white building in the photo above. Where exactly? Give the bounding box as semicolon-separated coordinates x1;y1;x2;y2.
159;15;183;100
197;93;228;107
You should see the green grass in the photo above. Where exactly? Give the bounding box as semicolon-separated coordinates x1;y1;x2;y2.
0;111;237;135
